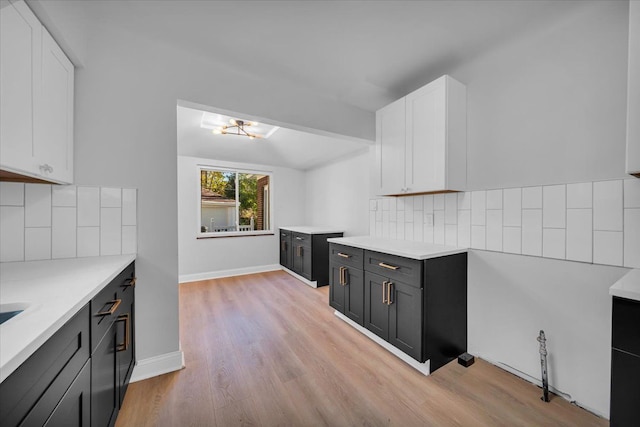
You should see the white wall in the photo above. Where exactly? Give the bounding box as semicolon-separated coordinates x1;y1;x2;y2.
365;1;631;418
178;156;305;281
41;5;373;372
304;150;371;236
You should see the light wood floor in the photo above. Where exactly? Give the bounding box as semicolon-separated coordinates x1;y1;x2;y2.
116;271;608;427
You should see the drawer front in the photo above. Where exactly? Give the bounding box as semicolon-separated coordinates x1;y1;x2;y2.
91;262;135;353
330;243;364;269
0;304;90;427
292;232;311;247
612;297;640;356
364;250;422;288
279;229;292;239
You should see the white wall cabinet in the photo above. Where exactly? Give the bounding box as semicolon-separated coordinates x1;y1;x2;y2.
0;0;74;184
628;0;640;177
373;75;466;196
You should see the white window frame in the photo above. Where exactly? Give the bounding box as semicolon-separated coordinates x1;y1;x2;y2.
197;165;274;238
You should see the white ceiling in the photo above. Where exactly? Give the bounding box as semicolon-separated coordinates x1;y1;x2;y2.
41;0;593;169
64;0;588;112
177;105;369;170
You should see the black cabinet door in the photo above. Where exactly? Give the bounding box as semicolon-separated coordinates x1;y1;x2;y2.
329;261;345;312
116;301;135;406
364;271;389;340
610;349;640;427
280;233;292;269
293;244;312;280
44;360;91;427
92;325;118;427
345;267;364;326
388;280;423;361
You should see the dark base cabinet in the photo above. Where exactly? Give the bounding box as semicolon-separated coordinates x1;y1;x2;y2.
280;229;343;287
610;296;640;426
329;244;365;325
330;243;467;373
0;261;135;427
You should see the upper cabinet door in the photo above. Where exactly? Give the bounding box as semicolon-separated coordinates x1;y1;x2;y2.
627;0;640;177
405;78;447;194
375;97;406;195
0;0;42;174
37;28;74;183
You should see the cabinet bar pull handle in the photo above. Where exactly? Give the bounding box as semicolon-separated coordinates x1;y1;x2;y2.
387;282;393;305
295;237;303;240
297;246;303;257
343;267;348;286
337;252;351;258
382;281;388;304
124;277;136;288
338;266;343;285
281;241;285;250
378;262;399;271
116;313;130;352
96;299;121;316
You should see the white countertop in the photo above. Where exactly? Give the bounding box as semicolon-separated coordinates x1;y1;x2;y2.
327;236;467;260
610;269;640;302
280;226;344;235
0;254;136;383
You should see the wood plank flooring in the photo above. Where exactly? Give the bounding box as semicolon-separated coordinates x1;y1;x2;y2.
116;271;608;427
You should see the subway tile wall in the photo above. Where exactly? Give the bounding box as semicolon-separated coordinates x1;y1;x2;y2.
0;183;137;263
369;178;640;268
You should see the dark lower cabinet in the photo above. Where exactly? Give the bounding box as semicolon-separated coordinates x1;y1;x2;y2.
330;243;467;373
364;271;422;361
279;229;343;286
43;360;91;427
610;296;640;426
279;230;292;270
0;261;135;427
91;261;136;427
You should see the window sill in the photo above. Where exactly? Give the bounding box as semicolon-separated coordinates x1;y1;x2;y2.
197;231;275;239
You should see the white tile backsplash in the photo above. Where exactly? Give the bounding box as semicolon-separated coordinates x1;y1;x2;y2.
25;184;51;227
0;182;24;206
101;187;122;208
624;209;640;268
365;179;637;269
543;228;565;260
487;189;503;210
503;226;522;254
543;185;566;228
522;209;543;256
486;209;503;251
522;186;542;209
593;180;623;231
624;179;640;209
567;182;592;209
25;227;51;261
78;187;100;227
0;206;25;262
52;185;77;207
77;227;100;257
566;209;593;263
503;188;522;227
593;230;623;266
52;207;77;259
0;184;137;262
471;191;486;226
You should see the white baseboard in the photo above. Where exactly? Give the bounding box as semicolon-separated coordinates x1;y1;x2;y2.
334;311;430;376
281;266;318;288
129;350;185;383
179;264;281;283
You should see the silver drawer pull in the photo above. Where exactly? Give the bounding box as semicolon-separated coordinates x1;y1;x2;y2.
337;253;350;259
378;262;399;271
295;237;304;240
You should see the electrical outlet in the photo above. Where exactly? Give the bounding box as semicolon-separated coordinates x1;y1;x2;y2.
425;213;434;226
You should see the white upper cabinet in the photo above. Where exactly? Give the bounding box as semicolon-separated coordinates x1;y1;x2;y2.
0;0;74;184
373;75;466;196
627;0;640;177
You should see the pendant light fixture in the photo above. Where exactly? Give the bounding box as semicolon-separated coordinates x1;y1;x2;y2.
212;119;261;140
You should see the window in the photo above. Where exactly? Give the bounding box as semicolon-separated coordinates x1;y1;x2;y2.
198;166;272;237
